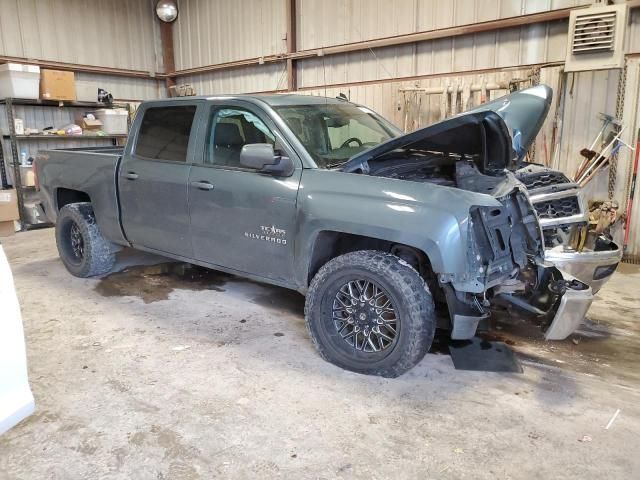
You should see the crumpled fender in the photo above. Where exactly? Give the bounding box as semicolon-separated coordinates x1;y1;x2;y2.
295;169;503;290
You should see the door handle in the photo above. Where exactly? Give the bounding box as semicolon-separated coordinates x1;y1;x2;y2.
123;172;139;180
191;181;214;191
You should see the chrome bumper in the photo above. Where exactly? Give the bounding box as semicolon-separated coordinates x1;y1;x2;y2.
544;272;593;340
545;239;622;294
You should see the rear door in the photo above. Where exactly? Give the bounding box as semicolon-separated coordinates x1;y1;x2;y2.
188;101;302;282
119;102;200;257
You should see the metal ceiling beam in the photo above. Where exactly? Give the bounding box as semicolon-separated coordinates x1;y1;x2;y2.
159;20;177;92
0;54;156;79
286;0;297;91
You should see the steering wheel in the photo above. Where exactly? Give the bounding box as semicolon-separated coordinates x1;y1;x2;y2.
340;137;363;148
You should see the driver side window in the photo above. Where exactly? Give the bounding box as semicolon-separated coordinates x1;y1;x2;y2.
206;107;275;167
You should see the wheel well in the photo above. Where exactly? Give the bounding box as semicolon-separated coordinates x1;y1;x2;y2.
308;231;434;284
56;188;90;211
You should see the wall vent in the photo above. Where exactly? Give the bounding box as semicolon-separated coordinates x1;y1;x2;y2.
565;4;627;72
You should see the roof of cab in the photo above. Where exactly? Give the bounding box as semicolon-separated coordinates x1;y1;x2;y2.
141;93;348;108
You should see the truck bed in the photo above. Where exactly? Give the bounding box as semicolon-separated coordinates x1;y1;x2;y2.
36;146;126;245
42;145;124;155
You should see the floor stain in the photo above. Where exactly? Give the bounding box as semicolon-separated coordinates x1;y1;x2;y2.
128;431;147;447
151;425;201;460
95;263;234;303
490;313;640;387
251;289;305;316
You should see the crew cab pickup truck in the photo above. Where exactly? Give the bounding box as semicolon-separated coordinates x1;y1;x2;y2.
35;85;619;377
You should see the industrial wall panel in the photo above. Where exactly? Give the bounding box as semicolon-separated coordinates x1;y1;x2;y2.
297;0;592;50
296;21;568;89
554;69;619;196
75;73;161;101
0;0;159;72
298;68;534;129
173;0;287;70
180;63;287;96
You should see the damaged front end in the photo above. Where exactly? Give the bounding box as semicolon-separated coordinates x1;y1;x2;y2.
451;161;594;341
516;164;622;294
343;84;595;341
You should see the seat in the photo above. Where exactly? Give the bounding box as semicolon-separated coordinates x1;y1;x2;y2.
213;122;244;166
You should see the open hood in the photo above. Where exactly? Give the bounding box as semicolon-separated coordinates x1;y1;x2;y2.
465;84;552;161
343;85;552;173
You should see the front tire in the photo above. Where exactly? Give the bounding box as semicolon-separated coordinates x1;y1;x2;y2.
55;203;117;278
305;250;435;378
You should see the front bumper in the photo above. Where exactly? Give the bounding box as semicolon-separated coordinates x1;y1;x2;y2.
544;271;593;340
544;238;622;294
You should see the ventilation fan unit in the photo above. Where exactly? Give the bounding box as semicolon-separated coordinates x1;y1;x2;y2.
565;4;627;72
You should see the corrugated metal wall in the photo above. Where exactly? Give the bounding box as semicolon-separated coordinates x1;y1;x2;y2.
181;63;288;97
298;68;536;127
0;0;162;100
297;0;592;50
174;0;287;69
296;20;568;88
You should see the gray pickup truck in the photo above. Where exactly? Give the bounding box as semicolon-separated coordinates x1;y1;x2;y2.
35;85;620;377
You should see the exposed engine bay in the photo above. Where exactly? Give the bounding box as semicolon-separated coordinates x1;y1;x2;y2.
341;91;601;341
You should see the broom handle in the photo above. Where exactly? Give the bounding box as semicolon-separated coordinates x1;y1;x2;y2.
577;126;626;185
624;129;640;251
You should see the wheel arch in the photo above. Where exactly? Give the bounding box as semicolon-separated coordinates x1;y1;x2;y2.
56;187;91;212
305;230;438;286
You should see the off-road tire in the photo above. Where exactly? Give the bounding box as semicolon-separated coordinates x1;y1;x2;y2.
305;250;436;378
55;202;117;278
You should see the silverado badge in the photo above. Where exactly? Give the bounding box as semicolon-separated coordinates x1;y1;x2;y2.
245;225;287;245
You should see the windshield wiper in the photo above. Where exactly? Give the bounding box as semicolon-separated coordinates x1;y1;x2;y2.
325;160;349;169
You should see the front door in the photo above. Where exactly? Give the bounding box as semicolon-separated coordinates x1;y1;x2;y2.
188;104;302;282
119;103;198;257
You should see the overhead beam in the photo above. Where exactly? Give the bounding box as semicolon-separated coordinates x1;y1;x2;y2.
0;54;156;79
159;21;177;92
286;0;297;91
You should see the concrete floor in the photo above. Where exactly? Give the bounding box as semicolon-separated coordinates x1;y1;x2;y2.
1;229;639;479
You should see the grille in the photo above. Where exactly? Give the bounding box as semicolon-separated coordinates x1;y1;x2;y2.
534;196;581;219
517;171;571;190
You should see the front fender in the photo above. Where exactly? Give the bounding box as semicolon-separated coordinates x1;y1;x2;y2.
295;169;502;289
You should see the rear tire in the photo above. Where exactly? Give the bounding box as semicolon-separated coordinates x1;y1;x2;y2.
305;250;435;378
55;202;117;278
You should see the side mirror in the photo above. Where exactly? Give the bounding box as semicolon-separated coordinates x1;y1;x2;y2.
240;143;294;176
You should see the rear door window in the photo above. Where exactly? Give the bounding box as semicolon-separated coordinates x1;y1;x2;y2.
135;106;197;162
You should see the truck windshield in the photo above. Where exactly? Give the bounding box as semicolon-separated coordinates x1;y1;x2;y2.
275;103;399;168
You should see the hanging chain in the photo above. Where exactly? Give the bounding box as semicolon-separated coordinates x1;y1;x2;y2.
609;60;627;199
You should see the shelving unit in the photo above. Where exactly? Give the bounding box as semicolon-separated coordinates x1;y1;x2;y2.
0;98;130;230
2;134;128;140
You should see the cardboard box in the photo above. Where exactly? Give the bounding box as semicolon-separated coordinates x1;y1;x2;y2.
40;69;76;101
0;220;16;237
81;118;103;130
20;166;36;187
0;189;19;222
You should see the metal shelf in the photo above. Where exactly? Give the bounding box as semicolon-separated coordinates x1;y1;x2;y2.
2;134;128;140
0;97;131;230
0;98;128;109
